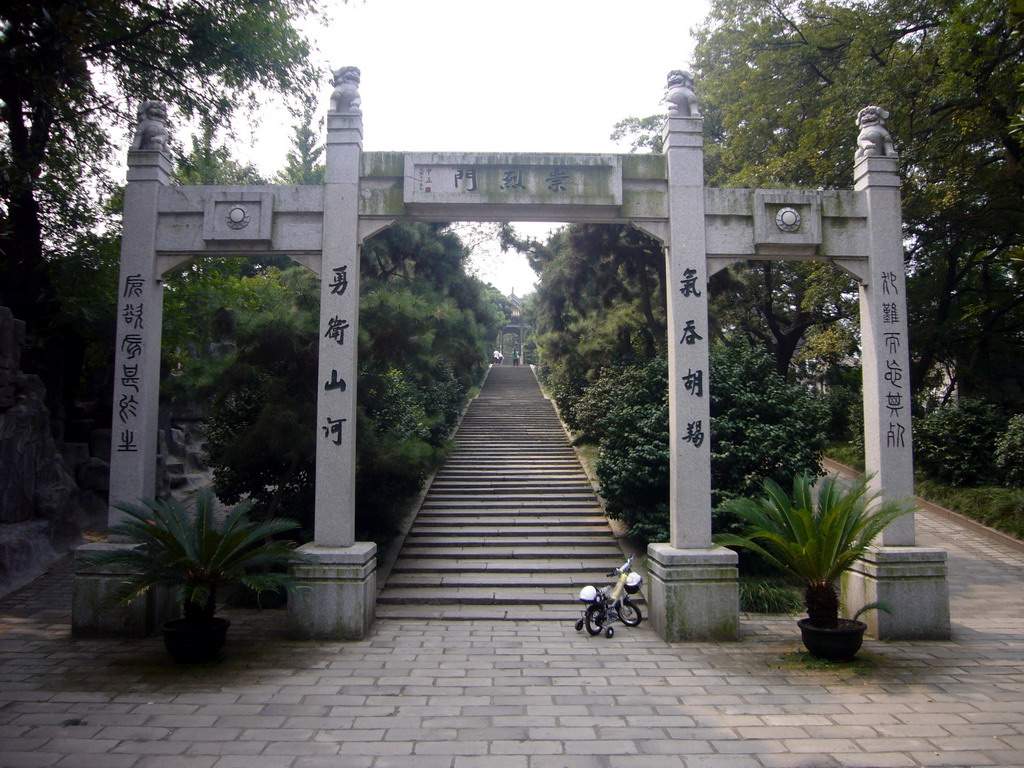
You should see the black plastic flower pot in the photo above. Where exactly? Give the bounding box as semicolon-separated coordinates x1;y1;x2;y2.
797;618;867;661
161;617;230;663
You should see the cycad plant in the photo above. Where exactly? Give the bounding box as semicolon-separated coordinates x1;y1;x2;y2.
714;473;914;628
84;488;308;627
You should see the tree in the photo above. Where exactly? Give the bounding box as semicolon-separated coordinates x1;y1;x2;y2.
200;222;502;542
0;0;323;421
689;0;1024;402
611;0;1024;398
588;344;829;546
274;96;325;186
514;223;669;412
173;123;267;187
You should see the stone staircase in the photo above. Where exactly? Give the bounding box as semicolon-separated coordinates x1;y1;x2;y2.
376;365;633;621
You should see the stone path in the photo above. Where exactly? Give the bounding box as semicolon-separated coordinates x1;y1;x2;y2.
1;367;1023;766
378;365;631;622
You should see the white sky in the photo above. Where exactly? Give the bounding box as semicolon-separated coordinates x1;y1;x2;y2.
234;0;712;296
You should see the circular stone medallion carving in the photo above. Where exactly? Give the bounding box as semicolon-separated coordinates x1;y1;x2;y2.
226;205;250;230
775;207;801;233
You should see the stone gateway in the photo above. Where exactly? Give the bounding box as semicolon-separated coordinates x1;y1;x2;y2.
73;70;949;643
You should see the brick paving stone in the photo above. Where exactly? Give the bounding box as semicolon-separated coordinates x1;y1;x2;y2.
291;759;371;768
909;751;997;766
136;757;218;768
528;756;607;768
758;757;842;768
679;756;764;768
607;757;685;767
54;754;140;768
3;373;1024;768
456;757;528;768
832;755;917;768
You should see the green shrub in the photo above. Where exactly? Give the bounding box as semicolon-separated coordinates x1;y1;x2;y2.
915;479;1024;540
572;357;666;444
593;344;830;547
913;399;1004;487
595;365;671;543
817;384;862;442
421;369;469;445
825;440;865;472
360;366;431;443
710;343;829;504
995;414;1024;488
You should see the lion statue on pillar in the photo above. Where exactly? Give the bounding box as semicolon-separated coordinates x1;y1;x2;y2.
855;106;896;160
330;66;362;115
664;70;700;117
130;100;168;152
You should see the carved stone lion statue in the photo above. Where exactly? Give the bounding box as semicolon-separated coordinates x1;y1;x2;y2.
130;100;168;152
330;66;362;115
664;70;700;117
855;105;896;160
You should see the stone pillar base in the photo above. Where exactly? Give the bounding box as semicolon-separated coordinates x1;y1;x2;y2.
646;544;739;642
843;546;950;640
72;542;177;638
289;542;376;640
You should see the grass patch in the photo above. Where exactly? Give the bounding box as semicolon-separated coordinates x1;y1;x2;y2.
826;441;1024;542
915;479;1024;540
776;651;879;674
739;577;803;614
825;441;864;472
574;442;600;485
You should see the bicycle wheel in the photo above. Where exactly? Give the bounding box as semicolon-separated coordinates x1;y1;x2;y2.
619;598;642;627
584;603;606;636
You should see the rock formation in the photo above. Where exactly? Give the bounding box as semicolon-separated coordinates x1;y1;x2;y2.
0;307;105;598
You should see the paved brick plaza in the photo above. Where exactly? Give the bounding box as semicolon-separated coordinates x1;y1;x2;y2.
1;507;1022;768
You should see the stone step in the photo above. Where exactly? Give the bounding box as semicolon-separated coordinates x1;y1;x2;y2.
374;604;582;621
418;501;601;511
377;366;633;621
396;546;618;559
409;524;611;534
385;571;618;586
403;536;615;548
424;483;594;493
377;587;587;604
391;558;621;573
415;507;602;517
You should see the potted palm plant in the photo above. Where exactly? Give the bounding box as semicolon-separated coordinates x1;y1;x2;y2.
82;488;309;663
714;472;914;661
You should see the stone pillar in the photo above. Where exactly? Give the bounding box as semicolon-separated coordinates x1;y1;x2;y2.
843;109;949;640
73;135;177;637
289;66;376;639
646;101;738;642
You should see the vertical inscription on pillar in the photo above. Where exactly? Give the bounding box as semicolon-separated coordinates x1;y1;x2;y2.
879;270;910;452
678;268;707;450
115;272;146;454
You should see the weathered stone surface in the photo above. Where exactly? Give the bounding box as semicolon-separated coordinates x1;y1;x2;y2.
77;457;110;493
89;427;111;463
0;306;87;598
0;520;58;595
61;441;90;470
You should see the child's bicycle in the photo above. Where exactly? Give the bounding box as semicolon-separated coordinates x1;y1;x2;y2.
573;554;643;638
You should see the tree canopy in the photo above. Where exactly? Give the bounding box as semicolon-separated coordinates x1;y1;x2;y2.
0;0;324;421
691;0;1024;401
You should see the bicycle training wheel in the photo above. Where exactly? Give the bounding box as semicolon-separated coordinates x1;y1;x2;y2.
619;598;642;627
584;603;606;636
